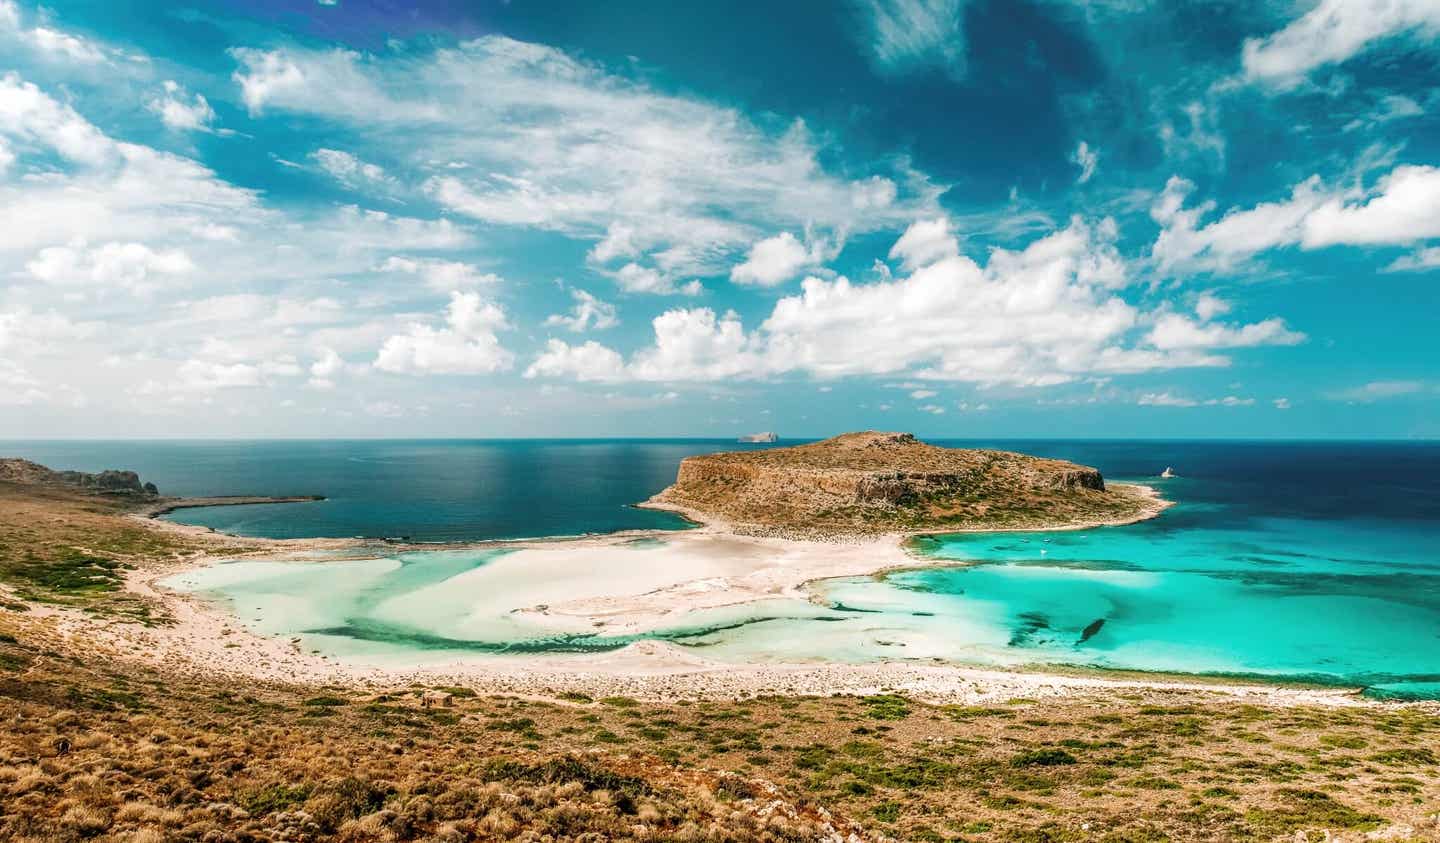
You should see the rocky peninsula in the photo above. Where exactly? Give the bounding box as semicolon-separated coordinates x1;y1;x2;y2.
644;431;1163;538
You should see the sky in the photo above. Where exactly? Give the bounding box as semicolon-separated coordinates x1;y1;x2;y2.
0;0;1437;439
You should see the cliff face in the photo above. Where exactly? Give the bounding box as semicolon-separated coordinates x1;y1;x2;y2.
0;459;158;497
647;431;1148;535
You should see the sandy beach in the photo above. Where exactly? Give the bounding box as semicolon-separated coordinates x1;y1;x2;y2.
8;482;1400;711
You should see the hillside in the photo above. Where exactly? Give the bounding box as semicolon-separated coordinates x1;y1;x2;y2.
645;431;1162;535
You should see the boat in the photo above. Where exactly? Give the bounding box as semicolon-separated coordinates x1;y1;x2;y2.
738;431;778;444
1160;466;1175;478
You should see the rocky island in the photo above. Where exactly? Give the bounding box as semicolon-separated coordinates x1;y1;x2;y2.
645;431;1164;537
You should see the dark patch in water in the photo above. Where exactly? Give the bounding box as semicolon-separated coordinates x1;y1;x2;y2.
1008;612;1051;647
307;621;624;654
829;602;883;614
1077;618;1106;645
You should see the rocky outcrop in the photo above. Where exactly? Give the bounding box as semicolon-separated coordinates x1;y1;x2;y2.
646;431;1152;535
0;458;159;497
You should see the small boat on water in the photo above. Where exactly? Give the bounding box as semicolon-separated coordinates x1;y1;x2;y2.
1160;466;1176;478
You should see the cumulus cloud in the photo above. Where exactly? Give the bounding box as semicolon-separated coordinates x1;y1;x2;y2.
26;241;194;292
525;338;626;381
379;255;499;290
1152;164;1440;273
887;217;958;271
0;72;113;165
1302;165;1440;247
543;289;618;332
1146;312;1304;351
852;0;967;77
730;232;826;286
610;262;703;296
147;81;217;132
1243;0;1440;89
528;217;1301;387
308;347;344;389
374;291;513;375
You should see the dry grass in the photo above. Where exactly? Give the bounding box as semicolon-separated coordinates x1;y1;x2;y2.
651;432;1158;535
0;464;1437;841
1;626;1437;842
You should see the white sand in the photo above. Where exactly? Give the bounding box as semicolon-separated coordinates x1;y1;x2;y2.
15;487;1416;708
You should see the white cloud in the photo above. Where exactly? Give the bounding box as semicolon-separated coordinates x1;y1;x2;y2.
0;72;113;165
909;389;937;399
1151;175;1327;272
543;288;618;332
27;25;106;63
0;308;94;355
1243;0;1440;89
1273;397;1292;409
228;37;941;280
1302;165;1440;248
528;217;1297;387
853;0;967;77
1153;164;1440;273
1072;140;1098;184
1194;293;1230;321
1329;380;1429;402
730;232;823;287
1343;93;1424;132
147;81;217;132
525;338;626;381
1146;313;1304;351
611;262;703;296
374;291;513;375
888;217;958;271
379;255;499;290
918;403;946;414
1138;392;1256;408
308;347;344;389
26;241;194;292
0;137;12;176
1386;245;1440;272
311;147;392;188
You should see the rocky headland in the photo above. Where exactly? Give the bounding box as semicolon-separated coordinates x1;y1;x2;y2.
0;457;160;497
644;431;1165;537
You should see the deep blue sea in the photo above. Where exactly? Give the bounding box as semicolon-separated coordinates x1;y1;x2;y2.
5;439;1438;697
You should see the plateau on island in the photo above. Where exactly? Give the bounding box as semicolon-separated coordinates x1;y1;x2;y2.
645;431;1165;536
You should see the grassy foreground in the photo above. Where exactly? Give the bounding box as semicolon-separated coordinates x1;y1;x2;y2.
1;475;1438;841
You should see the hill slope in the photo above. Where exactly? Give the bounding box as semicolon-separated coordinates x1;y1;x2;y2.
645;431;1162;535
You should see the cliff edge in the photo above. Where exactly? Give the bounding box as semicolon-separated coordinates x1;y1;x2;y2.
644;431;1163;536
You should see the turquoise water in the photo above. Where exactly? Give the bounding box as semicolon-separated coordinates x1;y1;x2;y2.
9;439;1439;696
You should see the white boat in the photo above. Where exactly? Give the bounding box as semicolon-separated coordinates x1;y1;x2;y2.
1160;466;1175;478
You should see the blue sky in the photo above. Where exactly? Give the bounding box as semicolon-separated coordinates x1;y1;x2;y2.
0;0;1437;439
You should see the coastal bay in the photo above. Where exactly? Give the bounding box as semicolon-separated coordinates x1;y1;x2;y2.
4;438;1440;842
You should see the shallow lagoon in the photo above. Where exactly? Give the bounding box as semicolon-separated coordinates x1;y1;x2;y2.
79;439;1440;698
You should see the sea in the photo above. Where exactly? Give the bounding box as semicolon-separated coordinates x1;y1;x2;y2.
5;439;1438;699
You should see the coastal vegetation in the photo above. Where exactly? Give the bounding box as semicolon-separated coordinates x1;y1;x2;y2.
2;630;1438;841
